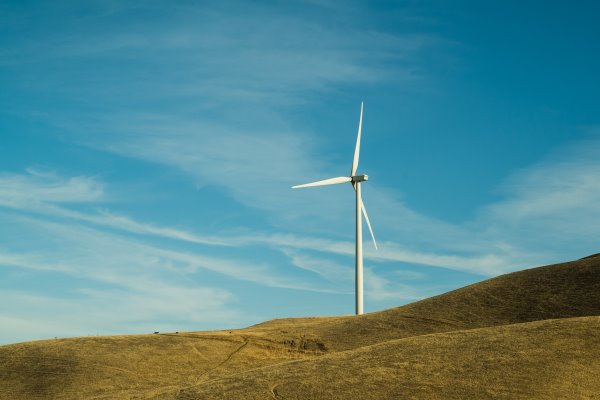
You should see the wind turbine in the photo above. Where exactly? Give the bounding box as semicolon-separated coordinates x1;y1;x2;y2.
292;101;377;315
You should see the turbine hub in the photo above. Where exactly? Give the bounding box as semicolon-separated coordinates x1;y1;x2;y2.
351;174;368;183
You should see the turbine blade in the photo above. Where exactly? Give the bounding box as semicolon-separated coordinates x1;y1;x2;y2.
360;197;378;250
351;101;363;176
292;176;352;189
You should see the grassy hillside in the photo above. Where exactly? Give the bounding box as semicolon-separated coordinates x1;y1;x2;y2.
244;253;600;351
0;331;318;399
0;254;598;399
178;316;600;400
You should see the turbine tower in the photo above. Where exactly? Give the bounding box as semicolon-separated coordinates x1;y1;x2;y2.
292;101;377;315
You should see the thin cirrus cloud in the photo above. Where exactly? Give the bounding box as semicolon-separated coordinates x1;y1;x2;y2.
2;1;448;243
0;284;238;344
485;136;600;222
0;169;227;246
283;249;425;302
4;2;434;106
5;151;597;280
0;213;276;343
478;133;600;259
0;216;243;343
0;169;515;276
0;167;104;206
38;15;439;226
1;176;376;329
2;1;439;224
0;212;317;293
226;129;600;270
0;159;580;282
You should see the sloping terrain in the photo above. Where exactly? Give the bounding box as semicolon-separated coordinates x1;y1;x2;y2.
246;254;600;351
178;316;600;400
0;254;599;399
0;331;317;399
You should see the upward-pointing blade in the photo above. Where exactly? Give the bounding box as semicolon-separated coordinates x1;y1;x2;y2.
351;101;363;177
292;176;352;189
358;192;378;250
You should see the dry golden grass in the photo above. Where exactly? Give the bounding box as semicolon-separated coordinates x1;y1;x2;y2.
0;331;317;399
1;254;598;399
180;316;600;400
247;253;600;351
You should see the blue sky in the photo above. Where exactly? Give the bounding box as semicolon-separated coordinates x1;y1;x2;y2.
1;0;599;344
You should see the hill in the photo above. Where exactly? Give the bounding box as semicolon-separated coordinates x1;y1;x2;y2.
0;254;599;399
179;316;600;400
243;253;600;351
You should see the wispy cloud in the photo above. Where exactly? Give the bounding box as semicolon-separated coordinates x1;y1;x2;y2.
2;1;441;230
3;1;494;277
0;168;541;277
245;233;509;275
0;168;104;207
283;250;426;302
0;214;276;343
0;218;243;343
364;268;423;302
0;213;323;292
485;137;600;222
0;169;229;246
0;285;237;344
3;1;435;108
93;117;330;219
284;249;351;283
10;147;600;285
477;133;600;260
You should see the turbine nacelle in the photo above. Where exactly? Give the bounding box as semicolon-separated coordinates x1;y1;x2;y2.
351;174;368;183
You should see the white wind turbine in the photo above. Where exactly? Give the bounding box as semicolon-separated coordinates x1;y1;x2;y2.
292;101;377;315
